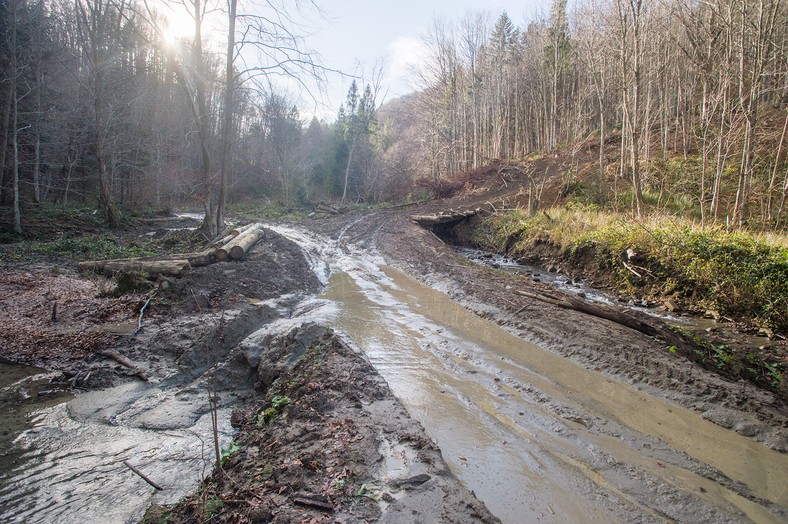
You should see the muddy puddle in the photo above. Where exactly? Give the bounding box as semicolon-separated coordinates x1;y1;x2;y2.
454;246;679;320
0;361;72;480
0;364;235;524
265;224;787;523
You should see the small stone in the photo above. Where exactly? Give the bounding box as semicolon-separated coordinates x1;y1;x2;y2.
664;299;680;313
248;506;273;523
704;309;721;321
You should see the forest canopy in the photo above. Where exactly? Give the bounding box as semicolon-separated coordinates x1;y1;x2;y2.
1;0;786;234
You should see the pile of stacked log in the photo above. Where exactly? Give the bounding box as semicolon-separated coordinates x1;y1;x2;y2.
78;223;267;279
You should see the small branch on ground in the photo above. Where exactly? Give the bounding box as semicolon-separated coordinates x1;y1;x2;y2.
123;460;163;491
132;290;156;337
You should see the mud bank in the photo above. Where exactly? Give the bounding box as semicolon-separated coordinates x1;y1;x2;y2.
0;226;498;523
288;210;787;522
363;213;788;452
150;324;499;523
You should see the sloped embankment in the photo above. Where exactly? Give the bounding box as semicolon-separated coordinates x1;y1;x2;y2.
145;324;500;524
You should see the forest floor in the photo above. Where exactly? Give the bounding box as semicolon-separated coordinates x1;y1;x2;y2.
0;148;786;522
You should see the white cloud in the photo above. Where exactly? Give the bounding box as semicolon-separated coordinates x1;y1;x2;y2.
386;36;429;97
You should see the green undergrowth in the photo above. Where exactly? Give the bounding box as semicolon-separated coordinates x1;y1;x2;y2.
0;227;206;266
667;327;784;392
229;202;312;222
466;204;787;393
468;204;788;334
0;233;157;264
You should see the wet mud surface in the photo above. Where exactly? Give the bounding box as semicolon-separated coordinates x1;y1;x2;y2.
0;226;499;523
0;205;786;523
294;209;787;522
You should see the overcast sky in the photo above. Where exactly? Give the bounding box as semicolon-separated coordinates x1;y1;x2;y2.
299;0;544;119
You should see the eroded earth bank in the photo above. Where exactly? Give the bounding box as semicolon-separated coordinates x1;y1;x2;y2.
1;208;786;523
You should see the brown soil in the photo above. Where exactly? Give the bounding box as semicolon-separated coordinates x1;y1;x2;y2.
0;222;501;523
145;326;498;524
1;148;786;521
300;206;786;452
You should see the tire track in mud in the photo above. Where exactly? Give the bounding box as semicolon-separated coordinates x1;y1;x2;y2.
275;220;787;524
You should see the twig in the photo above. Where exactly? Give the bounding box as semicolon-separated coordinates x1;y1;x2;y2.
100;349;137;369
132;291;157;337
621;261;643;278
99;350;148;381
190;288;202;313
123;460;163;491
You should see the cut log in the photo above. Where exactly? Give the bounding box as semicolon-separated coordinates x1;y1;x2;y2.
514;289;661;338
410;209;477;226
80;259;191;278
78;250;213;276
208;225;234;246
316;204;342;215
215;224;265;261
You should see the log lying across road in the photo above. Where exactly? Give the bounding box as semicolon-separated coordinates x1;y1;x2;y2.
514;289;661;338
410;209;479;227
79;223;267;279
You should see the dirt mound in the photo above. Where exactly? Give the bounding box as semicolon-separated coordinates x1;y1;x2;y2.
147;326;500;524
161;229;322;313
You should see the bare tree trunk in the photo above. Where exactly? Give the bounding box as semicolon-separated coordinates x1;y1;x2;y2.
185;0;216;237
0;24;11;206
218;0;237;234
629;0;644;219
599;110;607;202
10;5;21;233
766;109;787;222
341;138;356;206
33;70;42;204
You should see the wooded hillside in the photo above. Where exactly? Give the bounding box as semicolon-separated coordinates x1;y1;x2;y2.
1;0;786;234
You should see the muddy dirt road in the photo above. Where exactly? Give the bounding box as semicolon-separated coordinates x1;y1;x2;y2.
280;210;787;523
1;208;786;523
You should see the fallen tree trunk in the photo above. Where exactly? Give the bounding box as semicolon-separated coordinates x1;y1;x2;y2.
410;209;478;226
79;223;265;278
316;204;342;215
78;249;214;276
80;259;191;278
514;289;661;338
215;224;265;261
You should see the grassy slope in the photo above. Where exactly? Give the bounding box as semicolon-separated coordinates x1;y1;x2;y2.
462;205;787;394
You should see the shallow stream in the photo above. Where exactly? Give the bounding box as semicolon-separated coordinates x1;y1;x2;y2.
0;363;234;523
